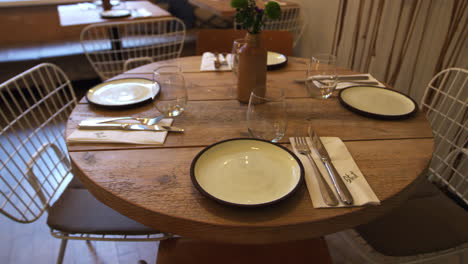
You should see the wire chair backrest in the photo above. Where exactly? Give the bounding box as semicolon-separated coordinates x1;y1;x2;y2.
234;4;305;47
0;63;77;223
81;17;186;81
420;68;468;205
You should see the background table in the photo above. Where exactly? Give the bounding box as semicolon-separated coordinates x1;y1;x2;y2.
67;56;433;244
188;0;299;17
57;0;170;27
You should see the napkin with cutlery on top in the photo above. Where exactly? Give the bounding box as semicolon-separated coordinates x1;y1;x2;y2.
200;52;232;71
67;118;173;144
299;74;386;90
335;74;385;89
290;137;380;208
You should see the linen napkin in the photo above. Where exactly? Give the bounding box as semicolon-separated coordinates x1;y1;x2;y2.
67;118;173;145
290;137;380;208
336;74;385;89
310;74;385;90
200;52;232;71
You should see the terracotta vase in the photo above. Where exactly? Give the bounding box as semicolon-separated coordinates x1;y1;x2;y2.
102;0;112;10
236;33;267;103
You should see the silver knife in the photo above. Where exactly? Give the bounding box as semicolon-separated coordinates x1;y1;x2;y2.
79;115;164;125
309;129;354;205
78;123;184;132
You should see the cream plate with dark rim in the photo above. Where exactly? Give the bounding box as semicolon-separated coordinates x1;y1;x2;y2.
339;86;418;119
191;138;304;207
267;51;287;70
86;78;159;107
100;9;131;18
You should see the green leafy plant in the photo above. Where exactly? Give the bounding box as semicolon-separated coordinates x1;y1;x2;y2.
231;0;281;34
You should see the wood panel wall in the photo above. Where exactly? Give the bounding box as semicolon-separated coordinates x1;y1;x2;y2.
0;5;82;47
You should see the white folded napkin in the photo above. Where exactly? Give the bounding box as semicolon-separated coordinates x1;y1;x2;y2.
132;8;152;17
311;74;385;90
290;137;380;208
200;52;232;71
336;74;385;89
67;118;173;145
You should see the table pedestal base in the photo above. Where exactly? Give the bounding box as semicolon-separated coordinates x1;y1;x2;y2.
156;237;333;264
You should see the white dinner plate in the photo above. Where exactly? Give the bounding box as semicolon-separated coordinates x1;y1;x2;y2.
339;86;418;119
100;9;131;18
86;78;159;108
267;51;288;70
191;138;304;207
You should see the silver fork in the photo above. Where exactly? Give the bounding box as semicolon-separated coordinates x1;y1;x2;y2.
294;137;339;206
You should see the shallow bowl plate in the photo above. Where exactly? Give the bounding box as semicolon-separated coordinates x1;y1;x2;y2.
100;9;131;18
338;86;418;119
86;78;159;108
267;51;288;70
191;138;304;207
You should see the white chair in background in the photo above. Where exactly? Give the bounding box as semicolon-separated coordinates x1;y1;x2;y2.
234;3;306;47
81;17;186;81
326;68;468;264
0;63;171;264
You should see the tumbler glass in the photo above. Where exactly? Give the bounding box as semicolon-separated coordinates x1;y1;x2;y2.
305;54;337;99
153;65;187;117
247;87;287;143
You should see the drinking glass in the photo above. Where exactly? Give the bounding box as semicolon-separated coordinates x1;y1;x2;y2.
153;65;187;117
305;54;337;99
247;87;287;143
231;38;247;77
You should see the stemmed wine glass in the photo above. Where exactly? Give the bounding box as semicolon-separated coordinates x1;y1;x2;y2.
153;65;188;118
246;87;287;143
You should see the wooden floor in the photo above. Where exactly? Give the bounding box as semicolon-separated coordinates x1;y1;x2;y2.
0;212;159;264
1;210;465;264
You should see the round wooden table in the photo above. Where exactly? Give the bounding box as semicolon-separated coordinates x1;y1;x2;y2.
67;56;434;244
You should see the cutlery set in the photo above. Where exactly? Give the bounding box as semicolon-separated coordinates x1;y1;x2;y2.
214;52;228;69
294;74;378;85
295;130;354;206
78;117;184;132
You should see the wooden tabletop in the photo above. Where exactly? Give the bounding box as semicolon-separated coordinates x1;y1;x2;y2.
68;56;434;244
57;0;170;27
188;0;299;17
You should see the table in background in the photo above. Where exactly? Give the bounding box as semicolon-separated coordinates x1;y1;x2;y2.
188;0;299;17
57;0;170;27
67;56;434;244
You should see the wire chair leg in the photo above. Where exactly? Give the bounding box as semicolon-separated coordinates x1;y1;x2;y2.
56;238;69;264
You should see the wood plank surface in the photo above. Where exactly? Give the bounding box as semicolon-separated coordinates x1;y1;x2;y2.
70;138;433;244
67;98;432;152
67;55;434;244
57;1;171;27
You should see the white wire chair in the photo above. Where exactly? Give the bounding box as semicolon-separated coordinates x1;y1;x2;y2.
0;63;171;264
233;3;306;47
421;68;468;204
81;17;186;81
326;68;468;264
